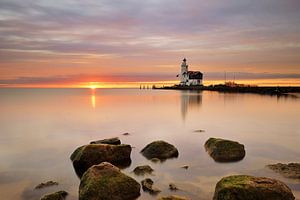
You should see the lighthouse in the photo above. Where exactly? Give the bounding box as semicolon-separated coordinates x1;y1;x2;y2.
179;58;203;86
180;58;189;85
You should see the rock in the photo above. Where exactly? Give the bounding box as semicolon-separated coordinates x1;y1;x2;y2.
123;132;130;136
151;158;161;163
79;162;140;200
267;163;300;179
70;144;132;177
35;181;58;189
204;138;245;162
141;141;179;160
141;178;161;194
40;191;68;200
169;183;178;191
133;165;154;175
213;175;295;200
181;165;189;169
194;129;205;133
90;137;121;145
158;195;190;200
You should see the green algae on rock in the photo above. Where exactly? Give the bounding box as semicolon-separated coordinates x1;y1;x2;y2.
70;144;131;177
141;140;179;160
40;191;68;200
213;175;295;200
205;138;245;162
90;137;121;145
79;162;140;200
267;163;300;180
133;165;154;175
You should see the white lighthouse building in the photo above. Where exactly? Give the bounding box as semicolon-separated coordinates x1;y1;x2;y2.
179;58;203;86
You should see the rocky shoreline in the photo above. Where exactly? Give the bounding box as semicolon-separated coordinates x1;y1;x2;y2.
154;85;300;96
38;136;297;200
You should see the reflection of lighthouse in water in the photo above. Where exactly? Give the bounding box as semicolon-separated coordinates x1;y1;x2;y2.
180;91;202;120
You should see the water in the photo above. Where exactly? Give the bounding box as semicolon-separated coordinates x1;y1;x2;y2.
0;88;299;200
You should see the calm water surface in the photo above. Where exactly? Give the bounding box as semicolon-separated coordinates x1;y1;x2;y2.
0;88;299;200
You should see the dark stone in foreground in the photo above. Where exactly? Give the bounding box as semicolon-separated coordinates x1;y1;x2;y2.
141;178;161;194
267;163;300;180
158;195;189;200
213;175;295;200
141;140;179;160
35;181;58;189
90;137;121;145
79;162;140;200
70;144;131;177
205;138;245;162
40;191;68;200
133;165;154;175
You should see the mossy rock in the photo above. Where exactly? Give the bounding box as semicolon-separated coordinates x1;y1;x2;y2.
158;195;190;200
267;163;300;180
213;175;295;200
40;191;68;200
79;162;140;200
205;138;245;162
141;140;179;160
133;165;154;175
71;144;131;177
90;137;121;145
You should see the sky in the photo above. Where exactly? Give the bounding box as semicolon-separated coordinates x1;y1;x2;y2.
0;0;300;87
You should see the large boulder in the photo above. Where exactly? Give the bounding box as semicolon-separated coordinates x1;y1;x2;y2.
90;137;121;145
267;163;300;180
141;140;179;160
213;175;295;200
70;144;131;177
79;162;140;200
204;138;245;162
40;191;68;200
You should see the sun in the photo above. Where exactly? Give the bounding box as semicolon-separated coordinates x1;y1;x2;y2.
88;82;99;89
90;85;97;90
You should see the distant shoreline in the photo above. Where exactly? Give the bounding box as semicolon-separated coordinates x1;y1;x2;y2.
153;85;300;95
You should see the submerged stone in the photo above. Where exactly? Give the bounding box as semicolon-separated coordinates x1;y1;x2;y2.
90;137;121;145
158;195;190;200
35;181;58;189
40;191;68;200
204;138;245;162
133;165;154;175
181;165;189;169
169;183;178;191
79;162;140;200
213;175;295;200
267;163;300;180
70;144;131;177
141;178;161;195
150;158;161;163
141;140;179;160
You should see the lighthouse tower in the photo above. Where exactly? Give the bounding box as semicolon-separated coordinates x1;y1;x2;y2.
180;58;189;85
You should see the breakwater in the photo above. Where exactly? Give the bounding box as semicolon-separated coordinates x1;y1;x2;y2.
153;85;300;95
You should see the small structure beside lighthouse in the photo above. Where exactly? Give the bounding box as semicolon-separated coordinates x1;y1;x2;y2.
179;58;203;86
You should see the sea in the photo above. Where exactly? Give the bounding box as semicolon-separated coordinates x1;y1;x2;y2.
0;88;299;200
